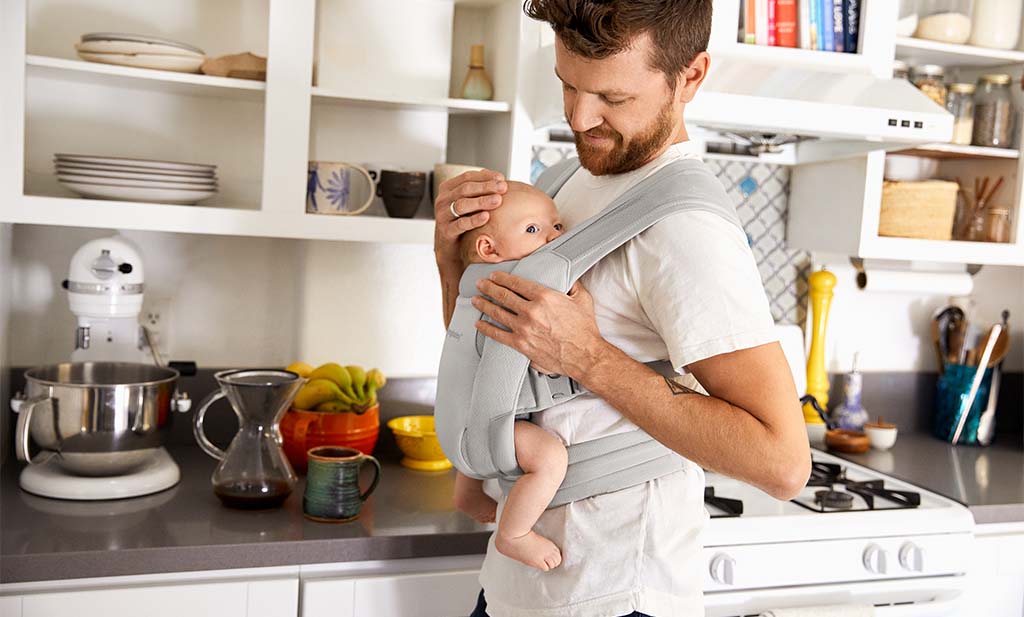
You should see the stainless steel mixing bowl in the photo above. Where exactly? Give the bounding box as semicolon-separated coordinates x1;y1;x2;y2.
15;362;191;476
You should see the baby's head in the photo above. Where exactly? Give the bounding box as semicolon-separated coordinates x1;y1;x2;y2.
459;181;564;265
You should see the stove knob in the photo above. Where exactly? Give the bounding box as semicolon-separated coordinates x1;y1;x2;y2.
709;553;736;585
862;543;888;575
899;542;924;572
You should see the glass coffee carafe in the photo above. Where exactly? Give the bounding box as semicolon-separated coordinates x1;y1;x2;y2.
193;369;304;509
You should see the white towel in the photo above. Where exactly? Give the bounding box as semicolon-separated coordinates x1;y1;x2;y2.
760;605;875;617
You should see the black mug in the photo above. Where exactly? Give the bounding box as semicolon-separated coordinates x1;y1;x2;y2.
378;170;427;218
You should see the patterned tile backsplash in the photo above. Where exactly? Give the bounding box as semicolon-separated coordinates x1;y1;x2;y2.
532;146;810;325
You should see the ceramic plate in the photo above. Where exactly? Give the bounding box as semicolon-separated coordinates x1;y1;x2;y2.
56;154;215;172
55;165;216;183
59;180;216;205
75;40;205;59
76;51;204;73
55;161;215;178
81;32;206;55
57;173;217;190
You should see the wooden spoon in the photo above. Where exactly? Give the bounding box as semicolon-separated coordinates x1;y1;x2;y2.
986;328;1010;368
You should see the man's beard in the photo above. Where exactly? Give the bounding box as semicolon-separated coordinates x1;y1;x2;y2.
573;99;676;176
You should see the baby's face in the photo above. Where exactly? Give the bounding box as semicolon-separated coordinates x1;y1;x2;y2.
476;184;564;262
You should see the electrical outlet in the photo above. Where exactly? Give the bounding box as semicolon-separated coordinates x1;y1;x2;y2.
141;297;172;358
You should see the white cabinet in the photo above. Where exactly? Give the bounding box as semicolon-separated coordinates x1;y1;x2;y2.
302;569;481;617
962;523;1024;617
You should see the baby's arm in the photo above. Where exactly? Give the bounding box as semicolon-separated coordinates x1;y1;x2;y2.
453;470;498;523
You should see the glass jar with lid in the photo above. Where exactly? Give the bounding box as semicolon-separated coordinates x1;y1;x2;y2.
946;83;975;145
972;74;1014;148
984;208;1011;243
969;0;1021;50
915;0;974;44
893;60;910;81
912;64;948;107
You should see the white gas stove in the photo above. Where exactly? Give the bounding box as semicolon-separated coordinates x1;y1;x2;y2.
700;449;974;616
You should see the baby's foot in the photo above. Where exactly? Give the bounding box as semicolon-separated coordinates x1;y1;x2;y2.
458;491;497;524
495;530;563;571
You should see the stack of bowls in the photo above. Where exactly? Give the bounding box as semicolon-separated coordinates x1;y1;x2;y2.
55;153;218;205
75;32;206;73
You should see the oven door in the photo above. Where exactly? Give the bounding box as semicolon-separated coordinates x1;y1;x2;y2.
704;576;965;617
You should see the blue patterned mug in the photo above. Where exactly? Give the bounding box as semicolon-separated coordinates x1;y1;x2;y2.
306;162;375;215
303;446;382;523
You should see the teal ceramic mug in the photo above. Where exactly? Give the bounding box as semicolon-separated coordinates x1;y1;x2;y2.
303;446;382;523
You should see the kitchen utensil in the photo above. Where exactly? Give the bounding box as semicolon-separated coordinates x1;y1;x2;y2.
58;180;216;204
76;51;204;73
948;314;968;364
303;446;382;523
976;312;1010;445
378;170;427;218
824;429;871;454
280;403;380;473
81;32;206;55
387;415;452;470
863;418;899;450
951;324;1001;444
14;362;190;476
931;317;945;373
985;327;1010;367
306;161;375;215
193;369;303;509
55;154;215;172
934;306;965;370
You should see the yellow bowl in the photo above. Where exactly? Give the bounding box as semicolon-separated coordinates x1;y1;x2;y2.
386;415;453;471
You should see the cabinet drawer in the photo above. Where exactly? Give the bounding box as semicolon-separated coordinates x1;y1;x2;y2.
303;569;481;617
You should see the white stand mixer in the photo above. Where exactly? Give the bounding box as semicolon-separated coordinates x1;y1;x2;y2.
16;235;189;500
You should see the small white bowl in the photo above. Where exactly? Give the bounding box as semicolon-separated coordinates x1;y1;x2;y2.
864;424;898;450
884;155;939;182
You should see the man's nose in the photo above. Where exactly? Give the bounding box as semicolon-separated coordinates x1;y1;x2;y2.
567;94;603;133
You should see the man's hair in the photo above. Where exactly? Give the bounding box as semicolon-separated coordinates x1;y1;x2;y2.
523;0;712;90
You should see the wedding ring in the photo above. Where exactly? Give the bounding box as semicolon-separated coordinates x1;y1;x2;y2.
449;201;461;219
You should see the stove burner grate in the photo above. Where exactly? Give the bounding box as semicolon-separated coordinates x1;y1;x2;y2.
705;486;743;518
793;458;922;513
815;489;854;510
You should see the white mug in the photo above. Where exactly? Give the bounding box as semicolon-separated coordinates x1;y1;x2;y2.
432;163;483;202
307;162;376;215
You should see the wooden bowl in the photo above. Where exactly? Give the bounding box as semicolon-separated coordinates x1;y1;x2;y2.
825;429;870;454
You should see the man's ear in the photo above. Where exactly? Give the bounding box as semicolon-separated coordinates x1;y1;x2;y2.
475;233;503;263
676;51;710;104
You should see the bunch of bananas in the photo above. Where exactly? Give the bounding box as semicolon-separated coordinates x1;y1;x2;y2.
287;362;386;414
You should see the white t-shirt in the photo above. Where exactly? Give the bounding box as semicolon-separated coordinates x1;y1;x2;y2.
478;142;777;617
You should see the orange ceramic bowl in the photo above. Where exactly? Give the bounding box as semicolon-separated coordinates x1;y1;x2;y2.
280;404;379;473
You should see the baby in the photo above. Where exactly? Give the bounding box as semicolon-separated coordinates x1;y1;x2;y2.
452;181;569;572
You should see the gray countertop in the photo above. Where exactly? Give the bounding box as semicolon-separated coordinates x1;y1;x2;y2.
831;431;1024;525
1;445;493;584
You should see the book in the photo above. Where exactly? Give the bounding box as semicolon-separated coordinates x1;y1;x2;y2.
820;0;835;51
745;0;757;44
799;0;812;49
845;0;860;53
776;0;798;47
808;0;819;50
833;0;845;52
767;0;777;46
755;0;769;45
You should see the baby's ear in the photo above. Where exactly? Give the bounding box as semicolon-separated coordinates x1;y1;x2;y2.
475;234;503;263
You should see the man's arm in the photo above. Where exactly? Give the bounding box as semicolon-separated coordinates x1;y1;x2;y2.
574;339;811;500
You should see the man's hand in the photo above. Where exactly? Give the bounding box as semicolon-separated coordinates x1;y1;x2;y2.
433;169;508;266
472;272;607;378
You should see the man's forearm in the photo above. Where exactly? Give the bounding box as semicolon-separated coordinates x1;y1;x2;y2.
570;341;809;500
437;257;465;330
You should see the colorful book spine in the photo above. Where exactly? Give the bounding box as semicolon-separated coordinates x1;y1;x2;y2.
799;0;812;49
833;0;845;52
776;0;798;47
808;0;819;50
755;0;769;45
820;0;835;51
845;0;860;53
767;0;777;46
745;0;757;43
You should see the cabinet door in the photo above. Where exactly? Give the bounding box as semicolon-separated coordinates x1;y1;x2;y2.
963;531;1024;617
302;569;480;617
0;596;23;616
22;580;250;617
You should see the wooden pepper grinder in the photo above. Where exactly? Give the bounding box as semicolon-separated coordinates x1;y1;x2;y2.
461;44;494;101
803;268;837;425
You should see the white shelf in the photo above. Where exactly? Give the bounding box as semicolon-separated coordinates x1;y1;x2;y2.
859;236;1023;266
895;37;1024;68
8;195;435;244
713;43;873;74
26;55;266;100
311;87;510;115
901;143;1020;160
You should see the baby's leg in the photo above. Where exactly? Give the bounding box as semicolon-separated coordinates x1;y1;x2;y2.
453;470;497;523
494;421;568;571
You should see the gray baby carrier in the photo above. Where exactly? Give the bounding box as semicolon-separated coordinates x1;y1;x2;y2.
435;156;744;509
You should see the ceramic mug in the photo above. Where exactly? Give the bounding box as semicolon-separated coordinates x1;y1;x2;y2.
378;170;427;218
431;163;483;203
303;446;382;523
307;162;376;215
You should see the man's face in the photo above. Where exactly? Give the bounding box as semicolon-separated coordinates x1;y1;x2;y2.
554;33;687;176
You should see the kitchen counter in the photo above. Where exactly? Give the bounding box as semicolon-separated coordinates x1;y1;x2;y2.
831;431;1024;525
1;445;493;584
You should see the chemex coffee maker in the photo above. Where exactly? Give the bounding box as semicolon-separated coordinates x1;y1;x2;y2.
12;236;194;501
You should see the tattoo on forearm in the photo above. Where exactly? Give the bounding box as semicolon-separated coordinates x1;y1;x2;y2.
664;376;701;396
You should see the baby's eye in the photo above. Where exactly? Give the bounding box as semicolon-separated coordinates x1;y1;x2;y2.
554;223;563;231
526;224;538;233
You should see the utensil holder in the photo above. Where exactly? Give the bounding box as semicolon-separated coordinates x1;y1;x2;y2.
933;362;994;445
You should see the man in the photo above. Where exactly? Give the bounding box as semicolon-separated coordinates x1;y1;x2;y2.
433;1;811;615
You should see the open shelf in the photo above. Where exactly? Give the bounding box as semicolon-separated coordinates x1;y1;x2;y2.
311;87;509;115
895;37;1024;68
859;236;1023;266
26;55;266;100
901;143;1020;161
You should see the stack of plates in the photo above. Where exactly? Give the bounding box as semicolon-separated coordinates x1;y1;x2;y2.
55;154;218;205
75;32;206;73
